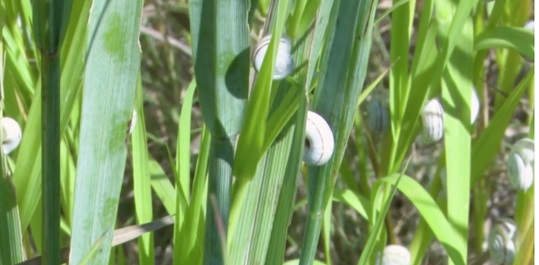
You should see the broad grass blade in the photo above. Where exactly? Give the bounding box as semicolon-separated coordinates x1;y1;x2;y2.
69;0;143;264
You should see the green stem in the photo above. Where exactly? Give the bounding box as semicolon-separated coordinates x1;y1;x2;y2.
41;52;61;265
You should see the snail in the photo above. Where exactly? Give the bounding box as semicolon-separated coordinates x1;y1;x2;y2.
418;98;444;145
418;89;480;144
377;245;411;265
524;20;534;31
507;138;534;191
303;111;334;166
2;117;22;154
471;87;480;124
488;218;517;265
253;34;294;80
128;110;137;135
365;96;389;135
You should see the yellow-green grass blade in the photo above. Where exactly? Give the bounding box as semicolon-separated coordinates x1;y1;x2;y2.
69;0;143;263
322;201;332;264
176;127;210;265
475;26;534;59
299;0;377;264
233;3;289;182
388;0;413;127
149;158;176;215
264;100;307;265
438;0;474;261
470;68;533;185
0;148;24;264
132;77;154;265
188;0;249;262
378;175;465;264
175;79;196;219
332;189;370;220
357;175;401;264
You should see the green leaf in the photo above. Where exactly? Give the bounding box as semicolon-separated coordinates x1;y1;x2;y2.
69;1;143;264
474;26;534;59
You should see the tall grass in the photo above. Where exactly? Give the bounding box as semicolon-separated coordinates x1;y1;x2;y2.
0;0;533;265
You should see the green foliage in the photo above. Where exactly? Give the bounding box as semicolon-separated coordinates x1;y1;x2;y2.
0;0;534;265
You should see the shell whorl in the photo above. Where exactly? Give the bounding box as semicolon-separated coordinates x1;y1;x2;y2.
507;138;534;191
365;97;389;135
253;35;294;80
418;98;444;144
378;245;411;265
488;218;517;265
1;117;22;154
303;111;334;166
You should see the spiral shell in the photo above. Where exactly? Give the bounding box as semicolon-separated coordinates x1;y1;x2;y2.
128;110;137;135
2;117;22;154
471;87;480;124
507;138;534;191
377;245;411;265
303;111;334;166
488;218;517;265
253;35;294;80
418;98;444;144
365;97;389;135
524;20;534;31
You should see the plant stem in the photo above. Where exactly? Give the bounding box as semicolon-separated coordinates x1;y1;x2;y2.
41;51;61;265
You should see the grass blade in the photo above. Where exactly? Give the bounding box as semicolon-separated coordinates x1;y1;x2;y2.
69;0;143;263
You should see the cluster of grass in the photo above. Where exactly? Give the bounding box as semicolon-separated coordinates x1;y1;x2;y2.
0;0;533;265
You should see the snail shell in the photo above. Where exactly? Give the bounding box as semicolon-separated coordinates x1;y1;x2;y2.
488;218;517;265
128;110;137;135
377;245;411;265
365;97;389;135
524;20;534;31
471;87;480;124
507;138;534;191
2;117;22;154
253;35;294;80
418;98;444;145
303;111;334;166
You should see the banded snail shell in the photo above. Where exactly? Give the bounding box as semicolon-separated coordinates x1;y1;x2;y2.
253;35;294;80
128;110;137;135
377;245;411;265
365;97;389;135
418;98;444;144
471;87;480;124
303;111;334;166
2;117;22;154
507;138;534;191
488;218;517;265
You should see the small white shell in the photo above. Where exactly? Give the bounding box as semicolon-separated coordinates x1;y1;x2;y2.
253;35;294;80
2;117;22;154
365;97;389;135
128;110;137;135
507;138;534;191
524;20;534;31
303;111;334;166
377;245;411;265
418;98;444;144
471;88;480;124
488;218;517;265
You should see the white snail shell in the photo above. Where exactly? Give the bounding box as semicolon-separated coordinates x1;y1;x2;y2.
253;35;294;80
128;110;137;135
488;218;517;265
471;87;480;124
2;117;22;154
507;138;534;191
418;98;444;145
365;97;389;135
303;111;334;166
524;20;534;31
376;245;411;265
